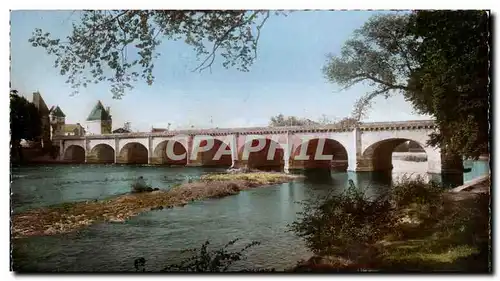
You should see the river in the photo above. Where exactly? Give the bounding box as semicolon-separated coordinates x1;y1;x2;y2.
10;159;489;272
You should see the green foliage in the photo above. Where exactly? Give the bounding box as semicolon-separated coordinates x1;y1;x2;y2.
290;180;394;258
135;239;269;272
290;177;490;271
10;90;42;143
29;10;281;98
269;114;359;128
388;175;443;207
269;114;318;127
10;90;42;162
406;10;490;159
323;11;490;159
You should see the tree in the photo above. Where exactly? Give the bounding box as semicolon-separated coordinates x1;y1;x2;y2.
269;114;318;127
29;10;279;98
317;114;337;125
406;10;490;159
10;90;42;162
322;13;417;121
323;11;490;159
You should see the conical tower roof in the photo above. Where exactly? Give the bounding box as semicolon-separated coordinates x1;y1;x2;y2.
86;100;111;121
51;105;66;117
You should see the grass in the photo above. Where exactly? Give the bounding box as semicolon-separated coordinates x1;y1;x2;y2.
201;172;298;184
12;172;301;239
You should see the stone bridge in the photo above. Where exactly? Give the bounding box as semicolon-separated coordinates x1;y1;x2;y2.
53;120;462;174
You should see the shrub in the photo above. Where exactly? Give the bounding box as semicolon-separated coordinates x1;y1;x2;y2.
289;180;394;260
131;179;152;193
134;239;270;272
389;175;443;207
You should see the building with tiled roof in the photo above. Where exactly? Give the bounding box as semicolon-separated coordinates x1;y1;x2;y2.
63;123;85;136
85;101;112;135
49;105;66;139
86;100;112;121
112;127;131;134
50;106;66;118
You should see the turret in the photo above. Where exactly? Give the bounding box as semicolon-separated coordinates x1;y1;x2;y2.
49;105;66;137
85;100;112;135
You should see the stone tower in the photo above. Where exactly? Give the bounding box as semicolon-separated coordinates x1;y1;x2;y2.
49;105;66;138
85;100;112;135
32;91;51;149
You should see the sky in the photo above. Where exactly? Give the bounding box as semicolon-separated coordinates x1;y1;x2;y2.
10;10;430;132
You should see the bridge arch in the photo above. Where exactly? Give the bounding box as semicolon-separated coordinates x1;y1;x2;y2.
118;142;148;164
63;145;85;163
361;138;431;172
238;138;284;171
88;144;115;164
192;138;232;167
153;139;188;165
291;138;348;171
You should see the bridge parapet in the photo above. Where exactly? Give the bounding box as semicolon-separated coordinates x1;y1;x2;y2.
358;120;437;131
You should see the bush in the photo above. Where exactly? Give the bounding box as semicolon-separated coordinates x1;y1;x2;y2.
389;175;443;207
134;239;271;272
289;180;394;260
131;179;152;193
290;175;490;271
290;177;445;263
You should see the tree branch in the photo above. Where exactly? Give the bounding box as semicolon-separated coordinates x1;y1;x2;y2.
253;11;270;59
347;72;408;91
191;11;260;72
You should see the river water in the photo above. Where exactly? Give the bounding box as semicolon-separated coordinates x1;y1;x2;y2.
11;159;489;272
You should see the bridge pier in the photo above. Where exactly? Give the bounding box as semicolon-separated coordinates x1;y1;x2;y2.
347;127;363;172
229;134;238;168
284;158;290;173
147;136;153;165
114;138;119;164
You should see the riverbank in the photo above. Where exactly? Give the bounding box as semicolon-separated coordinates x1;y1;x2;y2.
289;176;491;272
12;172;302;239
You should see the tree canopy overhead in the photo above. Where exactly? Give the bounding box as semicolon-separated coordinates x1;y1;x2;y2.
323;10;490;159
30;10;277;98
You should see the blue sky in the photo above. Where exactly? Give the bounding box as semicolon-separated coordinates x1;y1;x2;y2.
10;10;429;132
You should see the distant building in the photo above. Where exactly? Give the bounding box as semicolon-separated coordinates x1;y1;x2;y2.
85;101;112;135
151;127;168;133
112;127;131;134
63;123;86;136
49;105;66;138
